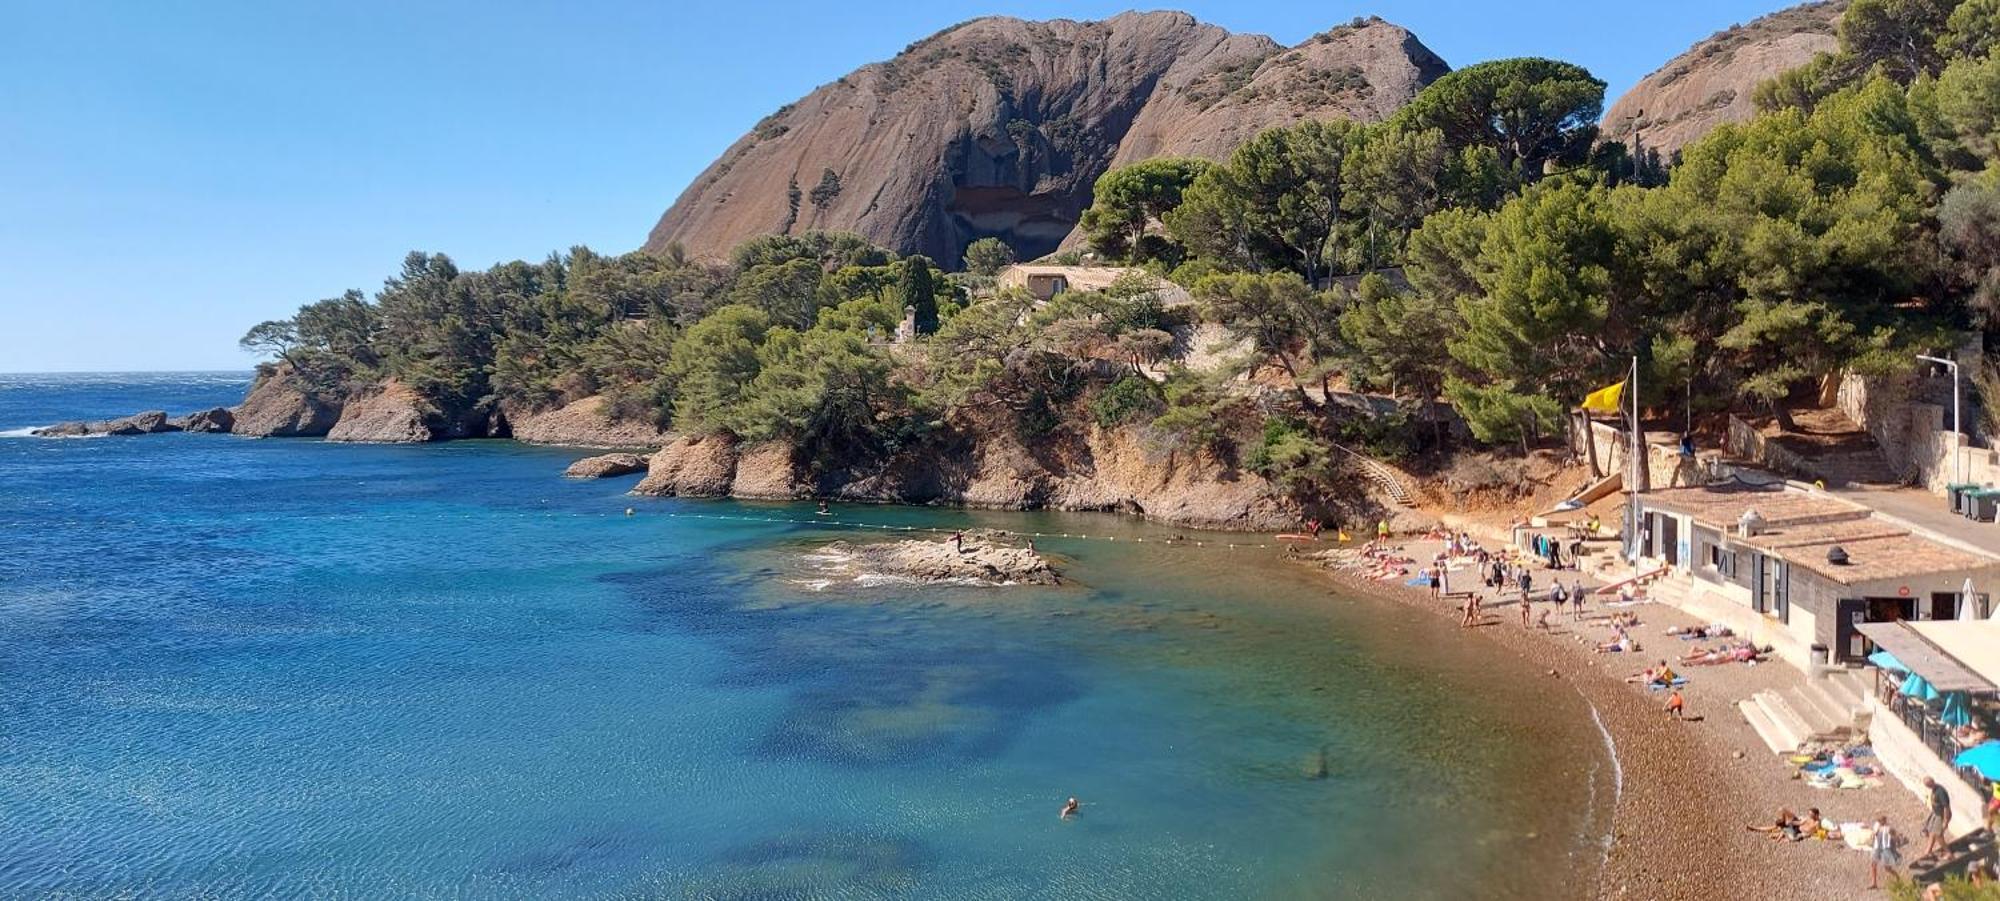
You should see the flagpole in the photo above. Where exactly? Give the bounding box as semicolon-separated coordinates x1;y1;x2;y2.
1626;355;1641;562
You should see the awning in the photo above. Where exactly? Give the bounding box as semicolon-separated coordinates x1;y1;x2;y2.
1866;649;1909;672
1856;621;2000;695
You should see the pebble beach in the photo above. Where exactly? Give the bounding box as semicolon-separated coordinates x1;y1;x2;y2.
1304;527;1929;901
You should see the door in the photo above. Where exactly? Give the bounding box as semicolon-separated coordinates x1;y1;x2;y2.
1752;553;1769;614
1932;591;1959;620
1773;560;1790;623
1660;515;1680;567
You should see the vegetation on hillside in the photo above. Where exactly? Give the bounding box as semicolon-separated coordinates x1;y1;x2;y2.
242;9;2000;509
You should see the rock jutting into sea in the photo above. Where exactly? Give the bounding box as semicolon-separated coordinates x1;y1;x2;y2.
563;452;649;479
813;530;1059;586
32;410;180;437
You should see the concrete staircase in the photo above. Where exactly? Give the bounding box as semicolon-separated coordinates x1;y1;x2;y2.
1336;444;1417;508
1738;669;1873;755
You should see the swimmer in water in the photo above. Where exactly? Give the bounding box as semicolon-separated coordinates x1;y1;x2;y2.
1060;797;1081;819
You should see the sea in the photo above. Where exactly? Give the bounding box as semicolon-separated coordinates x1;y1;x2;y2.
0;373;1616;899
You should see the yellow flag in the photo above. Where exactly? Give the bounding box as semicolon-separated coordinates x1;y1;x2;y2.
1579;380;1625;413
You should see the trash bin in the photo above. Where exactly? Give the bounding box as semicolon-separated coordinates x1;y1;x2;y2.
1968;489;2000;523
1948;482;1980;515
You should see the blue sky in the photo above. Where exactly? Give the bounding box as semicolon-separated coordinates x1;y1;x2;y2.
1;0;1798;372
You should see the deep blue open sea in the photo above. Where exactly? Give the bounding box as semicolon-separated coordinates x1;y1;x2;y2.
0;373;1614;899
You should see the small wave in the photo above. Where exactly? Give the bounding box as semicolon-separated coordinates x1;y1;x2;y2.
0;427;39;438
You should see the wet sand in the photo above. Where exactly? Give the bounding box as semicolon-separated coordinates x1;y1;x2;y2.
1306;531;1928;901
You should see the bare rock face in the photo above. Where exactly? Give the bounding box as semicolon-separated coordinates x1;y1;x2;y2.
632;434;740;497
326;380;433;444
730;441;804;499
506;395;671;448
233;366;342;438
171;407;235;433
814;530;1059;586
564;452;650;479
1602;1;1843;161
644;12;1447;266
1109;17;1448;166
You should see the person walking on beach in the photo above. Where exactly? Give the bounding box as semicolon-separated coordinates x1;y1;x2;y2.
1462;594;1481;628
1376;519;1390;542
1427;566;1441;600
952;531;964;552
1517;569;1532;601
1519;592;1531;627
1572;579;1588;619
1869;815;1902;889
1665;688;1685;719
1922;777;1952;858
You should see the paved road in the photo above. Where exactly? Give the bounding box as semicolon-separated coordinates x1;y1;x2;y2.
1836;484;2000;556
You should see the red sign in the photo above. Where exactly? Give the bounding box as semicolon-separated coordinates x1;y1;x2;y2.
1898;586;1911;597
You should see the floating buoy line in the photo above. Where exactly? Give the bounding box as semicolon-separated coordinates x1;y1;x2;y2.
647;508;1294;550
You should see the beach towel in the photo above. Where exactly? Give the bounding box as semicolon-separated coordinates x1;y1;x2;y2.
1645;677;1689;691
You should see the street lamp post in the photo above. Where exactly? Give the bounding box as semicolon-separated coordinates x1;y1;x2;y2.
1917;354;1962;485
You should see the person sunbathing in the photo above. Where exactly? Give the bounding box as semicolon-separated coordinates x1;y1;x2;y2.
1596;630;1638;653
1951;723;1990;747
1681;643;1758;666
1746;809;1802;841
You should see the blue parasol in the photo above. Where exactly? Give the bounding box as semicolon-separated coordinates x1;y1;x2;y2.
1955;741;2000;780
1867;649;1910;672
1940;691;1974;728
1901;671;1940;703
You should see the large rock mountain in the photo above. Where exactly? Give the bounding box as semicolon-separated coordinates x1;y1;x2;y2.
643;12;1448;266
1602;1;1844;161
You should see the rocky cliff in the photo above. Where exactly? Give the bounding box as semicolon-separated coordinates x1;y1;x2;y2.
1602;1;1843;161
627;424;1297;530
642;12;1447;266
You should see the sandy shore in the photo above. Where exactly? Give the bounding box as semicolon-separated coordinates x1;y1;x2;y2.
1304;531;1927;901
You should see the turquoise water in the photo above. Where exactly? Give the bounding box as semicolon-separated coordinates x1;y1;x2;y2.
0;374;1613;899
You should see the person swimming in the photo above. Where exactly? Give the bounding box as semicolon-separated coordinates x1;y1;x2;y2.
1060;797;1081;819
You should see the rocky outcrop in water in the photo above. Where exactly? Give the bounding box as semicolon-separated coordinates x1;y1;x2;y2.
171;407;235;433
564;452;650;479
633;434;742;496
325;380;433;443
816;530;1059;585
643;12;1447;265
233;366;342;437
32;410;180;437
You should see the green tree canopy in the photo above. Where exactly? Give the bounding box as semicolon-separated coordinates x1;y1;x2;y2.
1390;58;1606;178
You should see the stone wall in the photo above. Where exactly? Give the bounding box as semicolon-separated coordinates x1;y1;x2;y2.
1574;418;1705;488
1837;371;1995;493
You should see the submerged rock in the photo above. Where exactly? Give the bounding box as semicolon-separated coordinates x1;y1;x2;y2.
564;452;649;479
816;530;1059;586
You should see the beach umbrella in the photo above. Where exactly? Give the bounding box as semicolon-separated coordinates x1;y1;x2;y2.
1941;691;1974;728
1955;741;2000;780
1961;578;1981;621
1901;671;1941;703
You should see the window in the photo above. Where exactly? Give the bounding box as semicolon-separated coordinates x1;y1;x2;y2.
1708;543;1736;579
